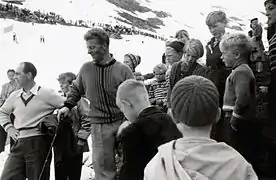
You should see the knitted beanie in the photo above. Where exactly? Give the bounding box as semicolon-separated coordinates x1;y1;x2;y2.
166;40;184;53
125;53;141;69
171;75;219;126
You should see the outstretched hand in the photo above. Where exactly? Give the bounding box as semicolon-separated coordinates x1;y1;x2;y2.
57;107;69;121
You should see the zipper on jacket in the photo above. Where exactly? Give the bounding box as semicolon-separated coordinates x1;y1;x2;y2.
101;67;113;122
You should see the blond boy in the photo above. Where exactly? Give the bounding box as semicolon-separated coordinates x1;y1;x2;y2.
220;33;260;171
116;79;181;180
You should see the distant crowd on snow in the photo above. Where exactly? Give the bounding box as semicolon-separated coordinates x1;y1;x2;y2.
0;2;166;41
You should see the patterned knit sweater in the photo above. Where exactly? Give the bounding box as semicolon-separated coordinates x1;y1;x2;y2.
148;80;168;105
64;58;134;124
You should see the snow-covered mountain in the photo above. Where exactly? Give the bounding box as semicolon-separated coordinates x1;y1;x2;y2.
0;1;270;179
16;0;267;39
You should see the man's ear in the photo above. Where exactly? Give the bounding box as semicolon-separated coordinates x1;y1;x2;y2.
234;50;241;59
215;107;221;124
122;99;132;109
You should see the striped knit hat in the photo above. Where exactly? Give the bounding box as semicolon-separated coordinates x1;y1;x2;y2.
125;53;141;69
171;75;219;126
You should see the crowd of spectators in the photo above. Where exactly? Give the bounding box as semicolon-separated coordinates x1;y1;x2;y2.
0;2;166;41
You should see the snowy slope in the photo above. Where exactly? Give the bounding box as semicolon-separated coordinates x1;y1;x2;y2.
0;1;270;179
0;18;165;91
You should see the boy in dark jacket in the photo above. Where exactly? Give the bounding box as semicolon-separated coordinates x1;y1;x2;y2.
56;72;91;180
116;79;181;180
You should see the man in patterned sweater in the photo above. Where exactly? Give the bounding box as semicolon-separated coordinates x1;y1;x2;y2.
220;33;260;172
58;28;134;180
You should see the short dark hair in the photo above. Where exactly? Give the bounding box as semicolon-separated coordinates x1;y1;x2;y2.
7;69;15;74
84;28;110;46
21;62;37;78
265;0;276;6
251;18;258;23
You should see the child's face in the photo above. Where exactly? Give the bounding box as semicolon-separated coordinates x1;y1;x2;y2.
59;80;70;94
185;51;198;64
124;56;134;71
220;47;236;68
208;22;226;39
165;47;181;65
154;70;166;82
251;20;258;28
265;2;276;26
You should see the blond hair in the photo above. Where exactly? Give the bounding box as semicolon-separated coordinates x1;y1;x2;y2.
184;39;204;59
205;10;227;26
219;33;252;58
117;79;149;104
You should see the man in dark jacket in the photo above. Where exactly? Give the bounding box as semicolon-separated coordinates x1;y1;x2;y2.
116;79;181;180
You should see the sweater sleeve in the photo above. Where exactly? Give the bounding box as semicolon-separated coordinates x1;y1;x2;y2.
167;64;177;108
0;84;7;107
0;92;15;131
47;89;66;108
77;98;91;140
269;35;276;72
232;70;253;119
64;66;86;110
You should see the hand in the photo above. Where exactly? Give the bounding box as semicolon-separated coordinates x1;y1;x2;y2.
259;86;268;94
117;121;131;136
231;124;238;132
77;139;85;146
224;111;232;118
156;100;163;106
7;126;19;141
76;139;86;152
57;107;69;121
167;108;172;117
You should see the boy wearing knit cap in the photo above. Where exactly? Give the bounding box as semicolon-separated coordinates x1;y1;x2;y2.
144;76;257;180
165;40;184;66
220;33;260;171
148;64;168;112
124;53;141;73
116;79;181;180
124;53;145;81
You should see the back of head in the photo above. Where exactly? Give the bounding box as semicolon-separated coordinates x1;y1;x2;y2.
264;0;276;6
171;75;219;126
219;33;252;59
184;39;204;59
84;28;110;46
206;10;227;26
21;62;37;78
117;79;149;105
